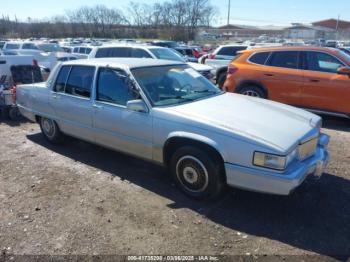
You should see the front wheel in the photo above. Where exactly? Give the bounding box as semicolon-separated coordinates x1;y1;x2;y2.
170;146;225;200
239;86;266;98
39;117;64;144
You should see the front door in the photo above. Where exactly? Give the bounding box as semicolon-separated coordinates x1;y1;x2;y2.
300;51;350;114
92;67;153;160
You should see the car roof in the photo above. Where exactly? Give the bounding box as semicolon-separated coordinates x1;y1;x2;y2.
92;44;166;50
61;58;186;69
241;46;340;54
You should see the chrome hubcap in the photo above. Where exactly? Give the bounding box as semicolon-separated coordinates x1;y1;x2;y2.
176;156;209;193
42;118;55;138
243;90;260;97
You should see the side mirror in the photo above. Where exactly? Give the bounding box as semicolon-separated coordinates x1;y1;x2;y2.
337;66;350;76
127;99;148;113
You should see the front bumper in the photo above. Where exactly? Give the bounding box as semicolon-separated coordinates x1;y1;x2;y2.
225;134;330;195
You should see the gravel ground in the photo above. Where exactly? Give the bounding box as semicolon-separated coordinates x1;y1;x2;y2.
0;116;349;261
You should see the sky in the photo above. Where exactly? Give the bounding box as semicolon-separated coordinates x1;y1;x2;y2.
1;0;350;27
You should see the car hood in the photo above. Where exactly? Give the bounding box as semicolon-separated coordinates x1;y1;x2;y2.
188;62;213;71
156;93;320;152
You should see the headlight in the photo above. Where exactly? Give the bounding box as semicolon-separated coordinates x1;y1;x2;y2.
253;152;287;170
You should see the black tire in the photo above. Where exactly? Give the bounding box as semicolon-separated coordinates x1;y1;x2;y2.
217;72;227;89
7;107;20;120
238;85;266;99
169;146;225;200
39;117;64;144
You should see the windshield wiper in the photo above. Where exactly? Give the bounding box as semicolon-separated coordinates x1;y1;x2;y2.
159;95;195;101
193;89;218;94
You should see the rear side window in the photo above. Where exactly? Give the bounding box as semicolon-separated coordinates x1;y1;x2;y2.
54;66;71;92
65;66;95;98
95;47;131;58
217;46;247;56
73;47;79;53
267;51;299;69
5;44;20;50
79;47;86;54
249;52;270;65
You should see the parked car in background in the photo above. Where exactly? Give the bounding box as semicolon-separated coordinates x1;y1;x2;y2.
16;58;329;199
72;46;93;59
151;40;179;48
37;43;64;53
223;46;350;118
88;44;213;80
173;47;198;63
2;41;39;51
202;45;248;87
339;47;350;55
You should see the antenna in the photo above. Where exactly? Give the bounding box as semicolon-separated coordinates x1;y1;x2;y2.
227;0;231;25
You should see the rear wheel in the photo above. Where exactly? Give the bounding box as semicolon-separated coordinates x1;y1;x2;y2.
217;72;227;89
39;117;64;144
170;146;225;200
239;85;266;98
8;107;20;120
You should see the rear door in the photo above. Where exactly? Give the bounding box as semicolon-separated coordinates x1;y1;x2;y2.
300;51;350;114
92;67;153;160
261;51;303;106
50;65;96;142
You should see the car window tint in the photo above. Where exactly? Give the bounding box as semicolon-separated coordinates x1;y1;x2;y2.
306;52;344;73
22;43;38;50
79;47;86;54
95;47;131;58
131;48;152;58
85;48;92;54
267;51;298;69
5;44;20;50
54;66;71;92
73;47;79;53
249;52;270;65
217;46;247;56
97;68;137;106
65;66;95;98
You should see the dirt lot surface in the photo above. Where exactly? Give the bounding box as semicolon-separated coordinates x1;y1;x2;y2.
0;116;349;261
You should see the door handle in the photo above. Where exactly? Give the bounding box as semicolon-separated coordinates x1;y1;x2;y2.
264;73;274;77
93;104;103;109
52;94;60;99
309;79;320;83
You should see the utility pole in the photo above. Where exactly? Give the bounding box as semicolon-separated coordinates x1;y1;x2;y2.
227;0;231;25
335;14;340;40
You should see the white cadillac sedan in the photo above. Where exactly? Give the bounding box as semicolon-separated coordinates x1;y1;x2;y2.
16;58;330;199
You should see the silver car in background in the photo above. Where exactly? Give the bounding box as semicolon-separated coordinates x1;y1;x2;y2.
16;58;330;199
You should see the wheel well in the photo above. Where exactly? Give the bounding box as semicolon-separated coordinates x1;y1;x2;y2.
35;115;41;123
236;81;268;98
163;137;226;178
216;67;228;79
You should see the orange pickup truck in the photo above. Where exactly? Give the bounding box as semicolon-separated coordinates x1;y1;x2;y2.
223;46;350;118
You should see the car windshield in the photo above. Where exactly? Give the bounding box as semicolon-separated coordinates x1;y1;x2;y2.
338;50;350;65
131;65;222;107
149;48;185;62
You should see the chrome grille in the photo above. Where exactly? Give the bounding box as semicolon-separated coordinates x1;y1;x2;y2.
298;137;318;161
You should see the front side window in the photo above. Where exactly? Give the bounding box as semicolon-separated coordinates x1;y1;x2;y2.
73;47;79;53
131;48;152;58
149;48;185;62
22;43;38;50
132;65;221;107
97;68;137;106
267;51;299;69
65;66;95;98
217;46;247;56
305;52;344;73
54;66;71;92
